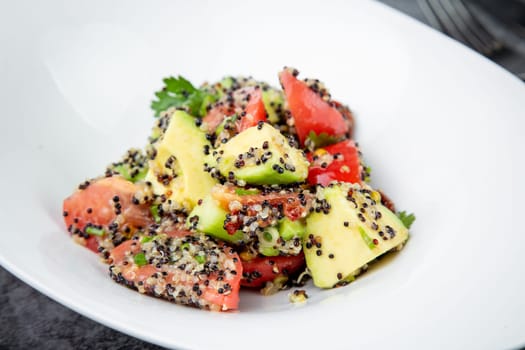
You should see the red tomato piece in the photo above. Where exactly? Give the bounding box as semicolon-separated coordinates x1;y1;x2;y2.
85;236;100;254
211;185;313;230
306;140;362;186
202;104;235;132
237;88;267;131
279;69;348;146
110;236;243;311
241;253;306;288
63;176;152;251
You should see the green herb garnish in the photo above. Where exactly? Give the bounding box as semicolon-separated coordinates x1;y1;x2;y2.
305;131;343;150
234;188;260;196
133;253;147;267
195;255;206;264
358;226;376;250
85;226;105;236
362;165;372;183
113;164;148;183
397;211;416;229
150;205;161;224
263;231;274;242
140;235;156;243
151;76;217;117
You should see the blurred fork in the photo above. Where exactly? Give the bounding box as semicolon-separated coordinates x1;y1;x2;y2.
418;0;504;57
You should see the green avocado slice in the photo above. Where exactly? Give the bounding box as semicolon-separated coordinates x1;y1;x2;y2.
304;183;409;288
212;123;309;185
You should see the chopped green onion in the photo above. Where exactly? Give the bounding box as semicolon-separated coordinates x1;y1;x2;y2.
181;243;190;251
195;255;206;264
234;188;260;196
358;226;375;250
150;205;161;223
263;231;274;242
134;253;147;267
113;164;130;180
141;235;155;243
85;226;105;236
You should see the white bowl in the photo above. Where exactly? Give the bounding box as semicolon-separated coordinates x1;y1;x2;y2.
1;1;524;349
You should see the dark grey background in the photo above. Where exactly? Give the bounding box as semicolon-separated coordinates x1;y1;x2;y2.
1;1;523;349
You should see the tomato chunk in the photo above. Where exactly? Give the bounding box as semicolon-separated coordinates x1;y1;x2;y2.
203;104;235;132
110;235;243;311
63;176;152;251
306;140;362;186
241;253;305;288
279;69;348;146
211;185;313;235
237;88;267;131
203;87;267;134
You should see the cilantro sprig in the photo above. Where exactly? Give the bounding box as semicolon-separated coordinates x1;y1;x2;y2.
397;211;416;229
151;76;217;117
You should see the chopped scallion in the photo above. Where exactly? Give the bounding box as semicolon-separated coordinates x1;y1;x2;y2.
85;226;105;236
358;226;375;250
134;253;147;267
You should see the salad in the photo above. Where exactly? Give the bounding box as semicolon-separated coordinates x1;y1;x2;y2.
62;68;415;312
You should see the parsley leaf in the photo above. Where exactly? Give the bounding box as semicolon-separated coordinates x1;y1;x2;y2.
397;211;416;229
151;76;217;117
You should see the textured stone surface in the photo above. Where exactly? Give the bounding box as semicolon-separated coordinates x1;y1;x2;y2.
0;267;165;350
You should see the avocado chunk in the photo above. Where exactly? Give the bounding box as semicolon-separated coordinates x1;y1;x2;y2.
145;110;217;210
187;194;243;244
212;123;309;185
255;219;306;257
304;183;409;288
262;89;285;124
278;217;306;241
